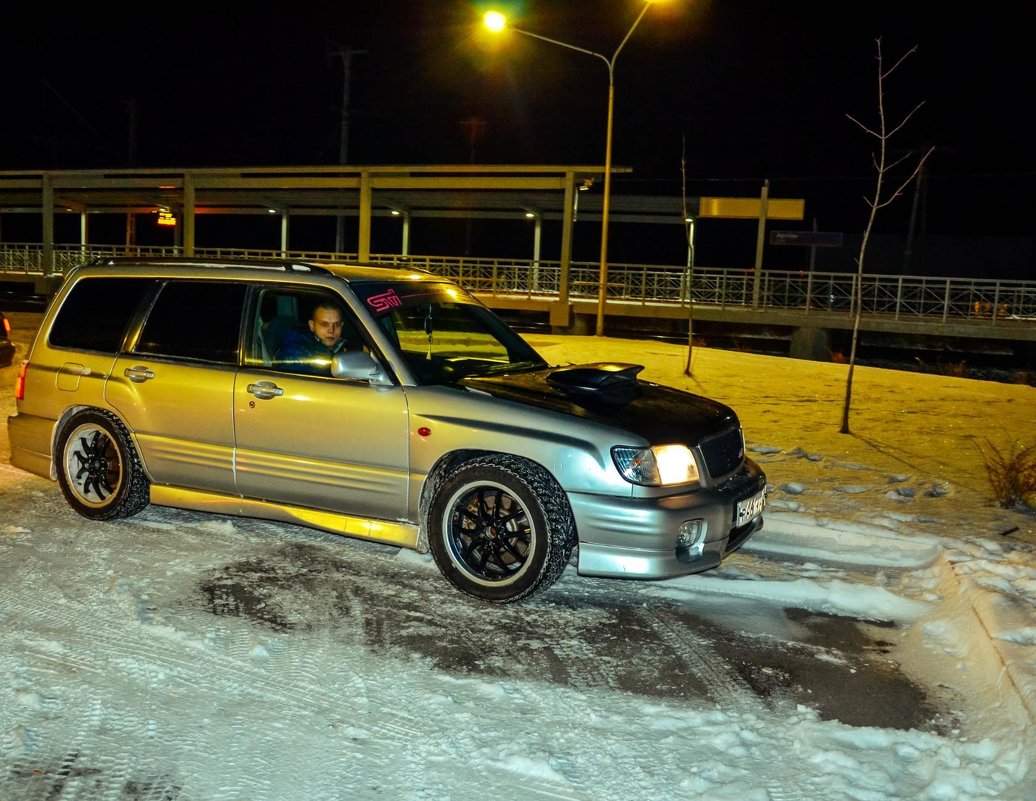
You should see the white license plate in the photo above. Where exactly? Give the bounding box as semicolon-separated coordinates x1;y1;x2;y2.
735;489;766;527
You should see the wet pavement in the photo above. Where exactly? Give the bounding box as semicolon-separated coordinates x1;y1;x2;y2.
191;537;951;733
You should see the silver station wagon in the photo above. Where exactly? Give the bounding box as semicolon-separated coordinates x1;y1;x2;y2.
8;257;766;602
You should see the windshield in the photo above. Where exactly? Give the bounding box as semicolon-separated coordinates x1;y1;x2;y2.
352;280;547;385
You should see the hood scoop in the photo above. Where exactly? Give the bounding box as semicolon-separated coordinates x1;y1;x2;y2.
546;362;644;405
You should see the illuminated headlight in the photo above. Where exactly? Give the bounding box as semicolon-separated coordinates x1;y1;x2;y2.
612;444;700;487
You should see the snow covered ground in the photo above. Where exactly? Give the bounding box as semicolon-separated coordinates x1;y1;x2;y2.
1;313;1035;800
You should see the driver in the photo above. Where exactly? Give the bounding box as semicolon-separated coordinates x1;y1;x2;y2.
274;301;347;376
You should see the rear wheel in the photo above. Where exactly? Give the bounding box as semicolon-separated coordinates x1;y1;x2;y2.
56;409;150;520
428;455;575;603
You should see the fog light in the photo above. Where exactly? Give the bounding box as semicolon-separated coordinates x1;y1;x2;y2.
676;520;706;556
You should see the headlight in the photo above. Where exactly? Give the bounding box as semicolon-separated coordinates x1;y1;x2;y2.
612;444;700;486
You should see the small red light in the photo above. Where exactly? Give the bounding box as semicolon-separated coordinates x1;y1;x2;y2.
2;316;10;335
14;360;28;401
417;426;431;437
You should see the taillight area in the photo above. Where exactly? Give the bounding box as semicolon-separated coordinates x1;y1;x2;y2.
14;360;28;401
2;316;10;336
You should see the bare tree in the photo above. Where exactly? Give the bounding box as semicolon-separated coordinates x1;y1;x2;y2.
840;38;935;434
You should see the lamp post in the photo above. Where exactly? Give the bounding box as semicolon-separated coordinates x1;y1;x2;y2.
484;3;660;336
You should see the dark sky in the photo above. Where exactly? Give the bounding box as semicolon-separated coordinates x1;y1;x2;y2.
3;1;1034;238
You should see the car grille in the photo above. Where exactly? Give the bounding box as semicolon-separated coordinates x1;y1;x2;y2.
698;427;745;480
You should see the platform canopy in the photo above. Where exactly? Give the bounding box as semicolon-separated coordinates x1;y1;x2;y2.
0;163;705;237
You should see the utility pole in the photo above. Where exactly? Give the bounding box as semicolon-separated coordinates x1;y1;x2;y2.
125;99;138;168
125;99;138;251
458;116;487;164
458;117;487;256
329;43;367;255
902;146;949;275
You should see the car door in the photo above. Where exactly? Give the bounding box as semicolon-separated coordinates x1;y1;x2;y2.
233;285;410;523
105;280;246;494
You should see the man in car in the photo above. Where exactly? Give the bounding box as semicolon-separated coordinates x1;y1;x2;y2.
273;301;347;376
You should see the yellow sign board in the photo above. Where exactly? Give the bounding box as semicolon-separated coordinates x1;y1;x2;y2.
699;197;805;220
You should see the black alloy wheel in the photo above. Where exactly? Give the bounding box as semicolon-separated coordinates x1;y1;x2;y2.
428;455;574;603
56;409;150;520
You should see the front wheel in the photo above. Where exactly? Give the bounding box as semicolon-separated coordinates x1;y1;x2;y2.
55;409;150;520
428;455;575;603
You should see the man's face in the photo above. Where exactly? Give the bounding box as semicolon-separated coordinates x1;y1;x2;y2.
309;305;344;348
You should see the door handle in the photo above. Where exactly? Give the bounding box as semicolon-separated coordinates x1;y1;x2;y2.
247;380;284;399
124;366;156;383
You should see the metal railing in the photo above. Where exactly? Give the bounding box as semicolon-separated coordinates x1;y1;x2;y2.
2;242;1034;325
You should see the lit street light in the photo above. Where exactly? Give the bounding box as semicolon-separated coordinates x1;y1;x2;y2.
484;3;662;336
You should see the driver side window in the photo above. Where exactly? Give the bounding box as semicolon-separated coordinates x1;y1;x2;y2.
246;286;362;377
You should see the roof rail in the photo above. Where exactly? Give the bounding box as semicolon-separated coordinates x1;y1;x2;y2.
86;255;335;276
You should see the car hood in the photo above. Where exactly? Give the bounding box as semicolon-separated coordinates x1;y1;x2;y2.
459;363;739;444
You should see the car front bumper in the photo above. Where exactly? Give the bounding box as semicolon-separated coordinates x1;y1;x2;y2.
569;460;766;580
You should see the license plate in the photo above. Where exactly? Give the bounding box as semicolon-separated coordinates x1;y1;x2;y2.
735;489;766;527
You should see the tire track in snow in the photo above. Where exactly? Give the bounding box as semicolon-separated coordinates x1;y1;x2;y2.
638;605;756;708
1;571;601;801
0;586;420;799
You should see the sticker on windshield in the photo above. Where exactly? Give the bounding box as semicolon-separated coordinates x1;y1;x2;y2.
367;289;402;313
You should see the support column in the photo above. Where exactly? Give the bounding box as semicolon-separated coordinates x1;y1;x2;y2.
552;172;576;328
80;211;89;258
358;171;372;261
42;174;54;277
531;213;542;289
752;179;769;308
790;326;831;361
182;172;196;256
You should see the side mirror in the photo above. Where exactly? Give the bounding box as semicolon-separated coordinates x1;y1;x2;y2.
331;350;392;386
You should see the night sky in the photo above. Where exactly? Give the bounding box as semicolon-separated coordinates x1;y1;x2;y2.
3;1;1034;240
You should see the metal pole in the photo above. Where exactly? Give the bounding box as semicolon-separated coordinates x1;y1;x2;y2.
503;3;656;337
333;46;367;255
595;80;615;336
903;158;924;273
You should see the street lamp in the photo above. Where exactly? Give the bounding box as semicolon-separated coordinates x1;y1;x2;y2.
484;3;662;336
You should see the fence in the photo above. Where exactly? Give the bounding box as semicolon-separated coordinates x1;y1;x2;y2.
2;242;1034;324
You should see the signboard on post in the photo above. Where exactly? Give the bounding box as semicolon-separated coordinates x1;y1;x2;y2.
698;197;805;220
770;230;843;247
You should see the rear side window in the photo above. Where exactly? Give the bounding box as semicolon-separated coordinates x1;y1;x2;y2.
48;277;154;352
134;281;247;363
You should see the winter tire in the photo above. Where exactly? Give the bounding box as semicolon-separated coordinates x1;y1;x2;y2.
428;454;575;603
56;409;150;520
